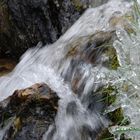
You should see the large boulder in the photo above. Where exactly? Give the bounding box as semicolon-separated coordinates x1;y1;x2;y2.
0;0;108;58
0;83;59;140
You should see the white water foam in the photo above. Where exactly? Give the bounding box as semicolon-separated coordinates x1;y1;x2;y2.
0;0;132;139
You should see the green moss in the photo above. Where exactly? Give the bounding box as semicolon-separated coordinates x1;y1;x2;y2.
71;0;86;11
103;108;129;140
120;134;132;140
99;86;127;139
105;46;120;70
109;108;124;125
13;117;22;136
99;87;124;126
101;86;116;106
110;55;120;70
97;129;114;140
96;86;124;126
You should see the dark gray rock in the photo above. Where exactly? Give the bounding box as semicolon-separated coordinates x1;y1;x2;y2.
0;83;59;140
0;0;108;58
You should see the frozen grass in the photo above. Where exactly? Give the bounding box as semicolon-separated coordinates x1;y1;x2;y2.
106;0;140;139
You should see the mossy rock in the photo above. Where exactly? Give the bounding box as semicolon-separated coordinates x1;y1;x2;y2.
72;0;88;11
101;86;116;106
97;85;129;139
0;83;59;140
97;129;114;140
108;108;124;125
104;45;120;70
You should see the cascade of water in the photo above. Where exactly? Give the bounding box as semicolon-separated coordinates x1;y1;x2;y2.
0;0;132;139
108;2;140;138
0;0;131;100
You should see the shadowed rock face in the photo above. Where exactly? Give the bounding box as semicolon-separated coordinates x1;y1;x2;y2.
0;0;108;58
0;59;16;76
0;83;59;140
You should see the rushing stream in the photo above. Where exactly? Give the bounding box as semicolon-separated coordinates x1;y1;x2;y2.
0;0;136;139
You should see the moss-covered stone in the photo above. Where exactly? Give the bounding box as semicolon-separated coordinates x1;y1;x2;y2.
97;129;114;140
109;108;124;125
101;86;116;106
72;0;87;11
104;45;120;70
0;83;59;140
97;85;130;140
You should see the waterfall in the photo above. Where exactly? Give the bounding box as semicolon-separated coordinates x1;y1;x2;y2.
0;0;131;100
0;0;132;139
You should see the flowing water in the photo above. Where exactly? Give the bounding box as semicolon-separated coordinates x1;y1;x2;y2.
0;0;133;139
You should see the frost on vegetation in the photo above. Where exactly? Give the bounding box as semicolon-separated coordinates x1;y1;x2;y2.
107;1;140;139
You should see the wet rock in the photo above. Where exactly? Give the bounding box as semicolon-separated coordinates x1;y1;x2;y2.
0;83;59;140
64;31;116;94
0;1;13;58
0;59;17;76
0;0;109;58
66;31;114;62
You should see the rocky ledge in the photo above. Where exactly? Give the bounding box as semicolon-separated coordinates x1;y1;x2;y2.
0;83;59;140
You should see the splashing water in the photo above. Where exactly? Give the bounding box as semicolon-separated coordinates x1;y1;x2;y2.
0;0;132;139
108;1;140;139
0;0;131;100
